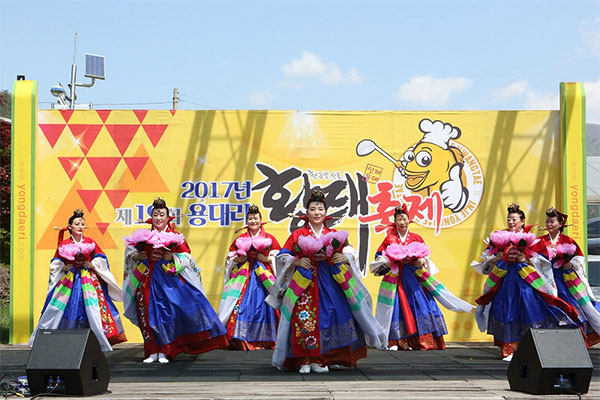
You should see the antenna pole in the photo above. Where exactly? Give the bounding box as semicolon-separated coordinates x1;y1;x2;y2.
173;88;179;110
70;33;78;109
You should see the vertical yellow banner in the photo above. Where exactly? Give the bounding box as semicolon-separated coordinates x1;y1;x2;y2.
560;82;587;258
10;80;37;343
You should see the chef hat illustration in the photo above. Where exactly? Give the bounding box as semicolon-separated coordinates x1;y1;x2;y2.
418;119;461;150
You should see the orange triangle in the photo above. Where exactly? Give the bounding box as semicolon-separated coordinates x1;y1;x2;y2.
69;124;103;155
77;189;103;212
58;157;85;180
104;189;129;208
133;110;148;123
142;124;168;147
39;124;66;148
97;110;111;123
60;110;74;123
105;124;140;155
86;157;122;188
37;180;117;250
96;222;110;235
116;150;168;193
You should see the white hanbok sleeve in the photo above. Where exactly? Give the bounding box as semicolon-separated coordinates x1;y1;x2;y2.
174;252;206;294
571;255;597;302
265;252;296;310
91;255;123;302
122;247;140;326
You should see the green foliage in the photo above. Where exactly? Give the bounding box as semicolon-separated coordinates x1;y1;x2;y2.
0;90;10;119
0;263;9;344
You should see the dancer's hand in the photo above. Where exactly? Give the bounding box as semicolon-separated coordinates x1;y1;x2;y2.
331;253;348;265
132;251;148;262
414;258;426;268
562;261;573;271
293;257;313;270
83;261;93;270
63;263;73;271
162;250;173;261
233;255;247;264
505;248;521;263
256;253;269;263
313;250;327;262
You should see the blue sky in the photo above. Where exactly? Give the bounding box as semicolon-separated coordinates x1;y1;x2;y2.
1;0;599;121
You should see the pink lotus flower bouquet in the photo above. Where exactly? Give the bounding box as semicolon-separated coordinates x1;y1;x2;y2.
294;231;350;262
234;235;273;257
553;243;577;268
383;242;431;273
485;230;540;261
154;231;185;250
58;241;96;261
123;229;160;252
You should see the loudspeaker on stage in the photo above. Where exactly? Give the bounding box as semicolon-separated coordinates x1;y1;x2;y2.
507;328;593;395
26;329;110;396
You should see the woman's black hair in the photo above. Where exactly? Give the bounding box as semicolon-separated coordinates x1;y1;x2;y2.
394;204;409;219
546;207;565;233
68;209;85;225
67;209;85;233
306;188;327;209
247;204;261;220
152;197;170;217
507;202;525;221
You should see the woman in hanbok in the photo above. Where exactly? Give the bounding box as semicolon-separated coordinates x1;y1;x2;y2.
537;207;600;346
123;198;227;364
29;209;127;351
472;202;579;360
371;205;473;351
217;204;281;350
267;188;385;374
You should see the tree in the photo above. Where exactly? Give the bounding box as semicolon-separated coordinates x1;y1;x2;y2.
0;91;10;119
0;91;10;263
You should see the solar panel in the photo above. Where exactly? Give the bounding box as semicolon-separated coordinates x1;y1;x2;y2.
84;53;105;80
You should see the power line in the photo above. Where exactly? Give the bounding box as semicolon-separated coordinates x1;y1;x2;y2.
94;101;172;106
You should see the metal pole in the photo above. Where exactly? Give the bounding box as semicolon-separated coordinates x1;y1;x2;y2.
70;33;78;109
173;88;179;110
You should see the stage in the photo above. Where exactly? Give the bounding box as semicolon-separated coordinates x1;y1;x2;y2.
1;343;598;399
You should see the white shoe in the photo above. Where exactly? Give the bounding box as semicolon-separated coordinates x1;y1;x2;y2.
388;345;398;351
158;353;169;364
329;364;342;369
502;354;513;362
310;363;329;373
299;364;311;374
143;353;158;364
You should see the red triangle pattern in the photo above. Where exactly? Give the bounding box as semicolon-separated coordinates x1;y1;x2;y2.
142;125;168;147
105;124;140;155
96;110;111;123
39;124;66;148
133;110;148;123
104;189;129;208
69;124;103;155
123;157;149;179
86;157;122;188
170;110;177;116
77;189;103;212
59;110;74;123
96;222;110;235
58;157;85;180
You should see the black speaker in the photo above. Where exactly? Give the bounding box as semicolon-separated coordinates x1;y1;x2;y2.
507;328;593;395
26;329;110;396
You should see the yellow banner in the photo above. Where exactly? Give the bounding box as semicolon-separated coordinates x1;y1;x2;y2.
13;100;573;343
10;80;37;343
560;82;587;257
